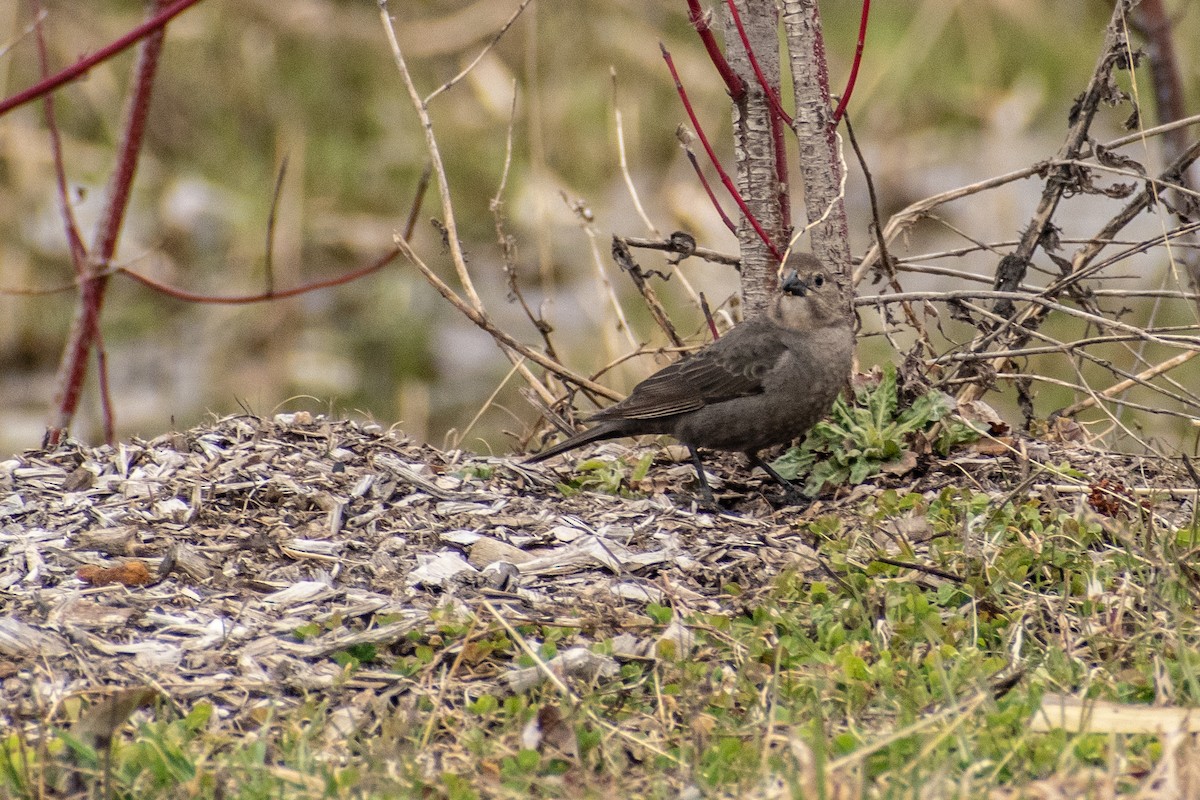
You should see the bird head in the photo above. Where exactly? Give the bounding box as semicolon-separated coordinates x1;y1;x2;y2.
772;253;847;330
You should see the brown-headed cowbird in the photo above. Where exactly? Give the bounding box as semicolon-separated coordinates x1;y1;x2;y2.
527;253;855;504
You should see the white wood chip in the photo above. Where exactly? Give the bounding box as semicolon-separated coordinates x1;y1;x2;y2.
261;581;337;607
406;552;477;588
0;616;69;657
501;647;619;693
609;582;664;603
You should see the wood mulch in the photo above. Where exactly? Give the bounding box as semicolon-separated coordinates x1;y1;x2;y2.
1;412;1194;748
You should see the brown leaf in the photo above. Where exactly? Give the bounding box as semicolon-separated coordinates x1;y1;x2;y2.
77;561;154;587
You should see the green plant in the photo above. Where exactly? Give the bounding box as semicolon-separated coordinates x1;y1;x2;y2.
772;363;980;495
555;453;654;497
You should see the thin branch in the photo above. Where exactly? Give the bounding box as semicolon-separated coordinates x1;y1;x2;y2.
620;236;740;266
938;370;1198;424
94;339;114;444
0;279;77;297
934;333;1200;362
0;9;46;60
394;235;621;402
613;69;659;236
379;1;483;312
845;111;933;353
660;43;781;260
1100;111;1200;151
403;163;432;242
831;0;870;123
1061;350;1199;417
489;86;559;407
854;165;1044;284
562;193;639;353
116;248;402;304
930;298;1200;414
685;0;745;98
0;0;206;117
699;292;720;340
611;238;684;348
264;156;289;296
492;83;557;367
423;0;533;104
677;127;737;235
856;289;1199;351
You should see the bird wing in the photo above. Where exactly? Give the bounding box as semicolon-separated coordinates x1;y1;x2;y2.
590;320;788;421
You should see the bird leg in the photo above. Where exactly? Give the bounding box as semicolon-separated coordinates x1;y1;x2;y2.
747;452;807;507
686;446;718;509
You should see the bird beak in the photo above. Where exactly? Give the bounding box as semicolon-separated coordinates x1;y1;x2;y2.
781;269;807;296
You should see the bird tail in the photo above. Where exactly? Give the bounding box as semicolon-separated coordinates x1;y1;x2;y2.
524;422;625;463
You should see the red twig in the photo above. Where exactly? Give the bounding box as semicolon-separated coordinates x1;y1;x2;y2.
116;247;402;305
699;291;720;340
685;0;745;98
724;0;792;126
0;0;206;118
95;339;114;444
832;0;870;123
47;0;173;446
661;43;781;260
680;138;737;234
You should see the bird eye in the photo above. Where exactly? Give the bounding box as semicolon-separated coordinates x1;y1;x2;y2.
813;273;825;287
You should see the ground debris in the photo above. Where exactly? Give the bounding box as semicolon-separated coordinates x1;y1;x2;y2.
0;412;1194;758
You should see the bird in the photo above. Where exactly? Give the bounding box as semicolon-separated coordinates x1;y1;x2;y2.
526;252;855;505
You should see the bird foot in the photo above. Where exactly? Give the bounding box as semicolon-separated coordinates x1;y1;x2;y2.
683;482;720;512
746;452;808;508
774;486;809;509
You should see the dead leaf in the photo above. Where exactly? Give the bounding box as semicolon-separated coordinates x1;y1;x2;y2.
956;400;1009;435
77;561;154;587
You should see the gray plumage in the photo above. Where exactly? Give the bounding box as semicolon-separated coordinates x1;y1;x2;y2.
527;253;855;502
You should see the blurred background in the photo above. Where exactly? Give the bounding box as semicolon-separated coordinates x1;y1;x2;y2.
1;0;1197;458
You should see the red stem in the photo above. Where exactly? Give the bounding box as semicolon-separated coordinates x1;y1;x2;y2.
832;0;870;123
699;292;720;340
682;146;737;235
48;0;173;445
661;43;781;261
95;340;114;444
685;0;745;98
116;247;402;304
724;0;793;126
0;0;206;118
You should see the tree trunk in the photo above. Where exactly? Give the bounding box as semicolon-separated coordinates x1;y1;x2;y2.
780;0;852;290
722;0;785;317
